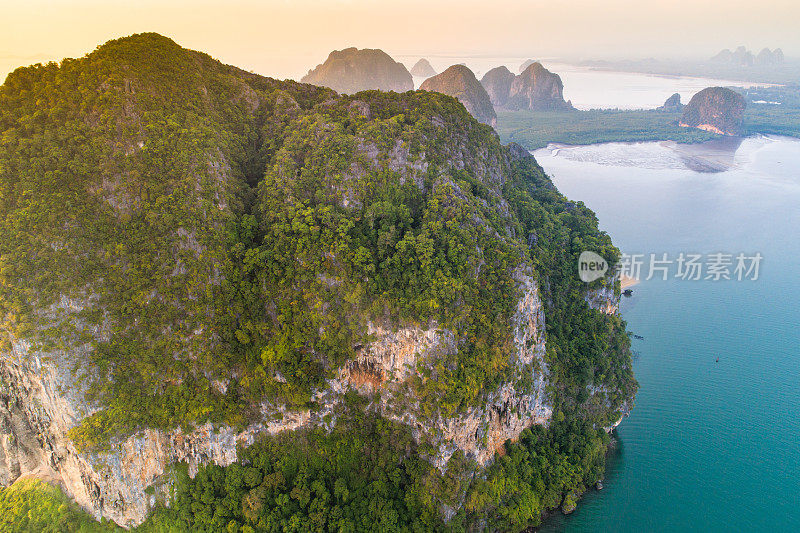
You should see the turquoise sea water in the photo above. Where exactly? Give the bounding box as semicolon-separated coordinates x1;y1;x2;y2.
535;136;800;531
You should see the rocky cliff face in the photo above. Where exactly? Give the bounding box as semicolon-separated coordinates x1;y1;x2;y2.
0;36;552;525
680;87;746;136
410;58;437;77
420;65;497;126
585;277;633;430
506;62;572;111
480;66;515;108
0;34;634;529
0;269;550;526
585;278;620;315
0;338;315;526
301;47;413;94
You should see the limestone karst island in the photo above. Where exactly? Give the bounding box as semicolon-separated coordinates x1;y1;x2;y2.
2;2;800;532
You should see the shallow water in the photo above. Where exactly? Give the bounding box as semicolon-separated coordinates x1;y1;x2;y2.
534;136;800;531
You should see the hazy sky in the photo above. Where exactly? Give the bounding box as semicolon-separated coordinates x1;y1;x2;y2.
2;0;799;81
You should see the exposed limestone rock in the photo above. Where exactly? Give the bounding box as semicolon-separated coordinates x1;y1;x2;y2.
507;62;573;111
339;269;551;468
432;272;551;466
340;323;456;394
680;87;746;136
420;65;497;127
480;66;515;108
0;342;301;526
301;47;413;94
585;281;619;315
0;269;551;526
585;276;634;432
0;33;632;530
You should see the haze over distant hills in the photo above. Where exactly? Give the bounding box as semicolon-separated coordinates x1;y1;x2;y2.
410;58;437;77
580;45;798;84
711;46;784;67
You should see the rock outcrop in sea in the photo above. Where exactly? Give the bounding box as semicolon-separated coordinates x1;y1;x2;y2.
480;66;515;107
420;64;497;126
506;62;573;111
410;58;437;77
301;47;413;94
680;87;746;136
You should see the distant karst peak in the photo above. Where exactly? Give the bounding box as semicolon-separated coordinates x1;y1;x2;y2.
419;64;497;126
505;62;573;111
410;58;437;77
301;47;413;94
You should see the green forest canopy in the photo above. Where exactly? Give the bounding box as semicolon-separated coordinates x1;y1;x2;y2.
0;33;636;530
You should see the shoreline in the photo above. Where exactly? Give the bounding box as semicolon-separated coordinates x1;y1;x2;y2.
530;134;800;175
620;274;639;290
496;104;800;152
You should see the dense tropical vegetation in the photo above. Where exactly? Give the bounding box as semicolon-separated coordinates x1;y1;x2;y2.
0;478;120;533
141;404;612;532
1;406;611;532
495;109;718;149
0;33;635;530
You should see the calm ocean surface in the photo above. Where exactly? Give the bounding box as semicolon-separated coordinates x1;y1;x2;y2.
409;55;796;530
535;136;800;531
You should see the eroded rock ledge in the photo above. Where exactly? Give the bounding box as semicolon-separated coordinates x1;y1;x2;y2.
0;271;550;527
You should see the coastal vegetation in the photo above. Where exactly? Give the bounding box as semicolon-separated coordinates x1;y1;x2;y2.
142;406;611;532
0;33;632;446
496;90;800;149
1;408;611;532
495;109;718;149
0;479;119;532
